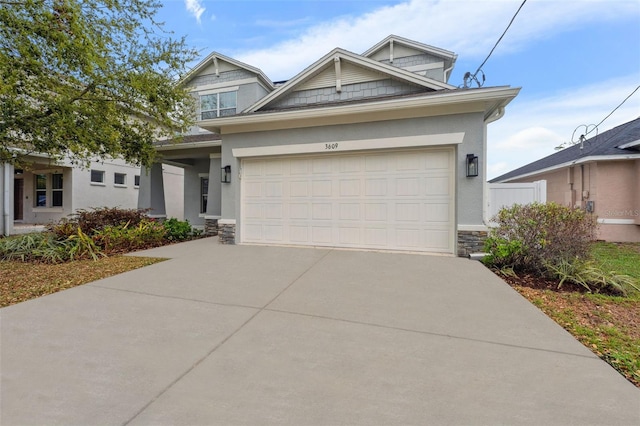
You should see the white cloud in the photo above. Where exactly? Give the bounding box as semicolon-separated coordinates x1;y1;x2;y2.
487;75;640;179
234;0;636;80
184;0;205;23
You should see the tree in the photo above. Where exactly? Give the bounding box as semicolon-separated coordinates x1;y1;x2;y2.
0;0;197;168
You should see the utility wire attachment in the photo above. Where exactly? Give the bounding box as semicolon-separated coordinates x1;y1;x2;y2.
461;0;527;88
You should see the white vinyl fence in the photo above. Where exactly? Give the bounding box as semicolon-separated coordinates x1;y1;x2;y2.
487;180;547;222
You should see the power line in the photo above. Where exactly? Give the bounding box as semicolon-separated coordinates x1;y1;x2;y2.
463;0;527;88
585;84;640;136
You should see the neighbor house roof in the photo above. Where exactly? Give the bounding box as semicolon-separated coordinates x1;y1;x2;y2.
491;117;640;182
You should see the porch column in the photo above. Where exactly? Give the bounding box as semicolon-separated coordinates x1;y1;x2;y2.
137;163;166;219
1;163;14;236
204;154;222;236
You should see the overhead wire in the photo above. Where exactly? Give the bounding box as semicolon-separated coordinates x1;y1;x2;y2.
464;0;527;88
585;84;640;136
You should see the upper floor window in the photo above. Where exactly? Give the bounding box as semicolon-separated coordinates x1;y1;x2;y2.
201;91;237;119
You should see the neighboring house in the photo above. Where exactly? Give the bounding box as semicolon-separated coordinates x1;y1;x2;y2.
139;35;520;256
490;117;640;243
0;155;143;236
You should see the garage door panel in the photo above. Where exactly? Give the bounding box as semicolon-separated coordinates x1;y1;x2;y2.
339;227;360;244
312;158;332;174
364;203;387;221
244;181;263;197
365;179;387;196
396;178;420;196
312;226;332;243
242;148;453;253
265;182;283;197
289;203;309;219
425;177;450;195
290;181;308;197
364;227;388;246
289;225;308;242
339;179;360;196
312;203;332;220
339;204;360;220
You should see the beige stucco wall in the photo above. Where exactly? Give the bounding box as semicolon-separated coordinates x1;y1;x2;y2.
510;160;640;242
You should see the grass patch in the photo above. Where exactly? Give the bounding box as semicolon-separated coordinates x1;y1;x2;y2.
591;242;640;280
0;256;166;308
509;242;640;387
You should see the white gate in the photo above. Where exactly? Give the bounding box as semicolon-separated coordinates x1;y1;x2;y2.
487;180;546;222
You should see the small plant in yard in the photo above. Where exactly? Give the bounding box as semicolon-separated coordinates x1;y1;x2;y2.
484;202;596;274
163;218;201;241
482;203;639;295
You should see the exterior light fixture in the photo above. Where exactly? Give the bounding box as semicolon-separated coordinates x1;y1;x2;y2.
466;154;479;177
221;165;231;183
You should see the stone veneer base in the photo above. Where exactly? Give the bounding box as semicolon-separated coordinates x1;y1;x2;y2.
219;223;236;245
457;230;488;257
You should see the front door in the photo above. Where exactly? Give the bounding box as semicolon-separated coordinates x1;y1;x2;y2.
14;178;23;221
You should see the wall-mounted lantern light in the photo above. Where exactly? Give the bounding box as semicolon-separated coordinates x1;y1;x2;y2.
466;154;479;177
221;165;231;183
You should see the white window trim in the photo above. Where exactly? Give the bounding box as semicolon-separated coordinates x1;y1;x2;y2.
200;90;238;120
113;172;127;187
33;172;64;209
199;86;240;96
90;169;106;185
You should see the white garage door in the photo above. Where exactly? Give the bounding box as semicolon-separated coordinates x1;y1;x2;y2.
241;148;454;253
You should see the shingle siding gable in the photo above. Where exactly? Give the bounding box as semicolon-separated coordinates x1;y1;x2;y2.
265;78;426;110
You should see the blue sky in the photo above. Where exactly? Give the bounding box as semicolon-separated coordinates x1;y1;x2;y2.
157;0;640;179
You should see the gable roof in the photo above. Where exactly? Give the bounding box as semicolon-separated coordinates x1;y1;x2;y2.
246;47;456;112
180;52;275;90
491;117;640;182
362;34;457;66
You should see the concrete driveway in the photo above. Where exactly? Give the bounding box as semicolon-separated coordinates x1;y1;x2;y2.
1;238;638;425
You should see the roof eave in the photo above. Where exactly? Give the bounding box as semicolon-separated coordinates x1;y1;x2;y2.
201;86;520;134
493;153;640;183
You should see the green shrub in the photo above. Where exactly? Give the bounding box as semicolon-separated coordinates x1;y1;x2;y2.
92;219;166;254
545;259;640;296
163;218;199;241
483;202;597;274
0;230;103;263
48;207;150;237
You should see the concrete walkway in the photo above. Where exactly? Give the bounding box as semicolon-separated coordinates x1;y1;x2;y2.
1;238;638;425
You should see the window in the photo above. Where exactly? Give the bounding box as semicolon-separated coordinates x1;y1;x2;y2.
34;172;63;208
201;91;237;119
200;177;209;214
51;173;63;207
91;169;105;184
134;175;140;187
114;173;126;186
35;174;47;207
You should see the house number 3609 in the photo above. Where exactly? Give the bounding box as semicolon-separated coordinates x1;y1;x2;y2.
325;143;339;150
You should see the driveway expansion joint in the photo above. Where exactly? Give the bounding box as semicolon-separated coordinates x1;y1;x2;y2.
122;249;334;425
263;307;600;361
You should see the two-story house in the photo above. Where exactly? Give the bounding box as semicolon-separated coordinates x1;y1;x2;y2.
139;35;520;256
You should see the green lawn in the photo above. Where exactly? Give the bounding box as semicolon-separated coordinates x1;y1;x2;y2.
514;242;640;387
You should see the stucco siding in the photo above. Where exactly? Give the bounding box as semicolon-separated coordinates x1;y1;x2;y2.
183;159;211;226
221;112;486;242
510;160;640;242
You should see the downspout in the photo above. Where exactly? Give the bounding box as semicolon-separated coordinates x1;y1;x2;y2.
2;163;11;236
